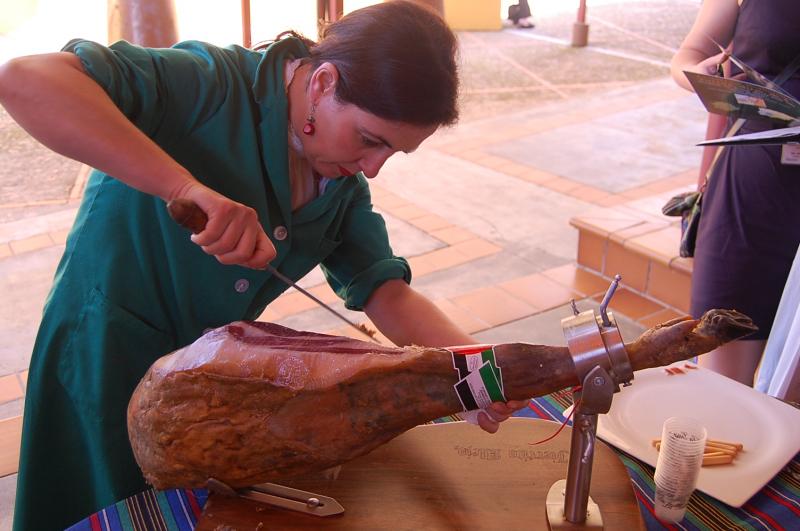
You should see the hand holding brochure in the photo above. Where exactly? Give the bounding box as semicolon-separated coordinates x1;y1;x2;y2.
686;50;800;146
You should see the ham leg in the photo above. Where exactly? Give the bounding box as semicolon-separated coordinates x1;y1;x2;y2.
127;309;755;490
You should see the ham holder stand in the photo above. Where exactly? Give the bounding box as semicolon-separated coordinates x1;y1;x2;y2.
198;274;644;530
546;274;633;529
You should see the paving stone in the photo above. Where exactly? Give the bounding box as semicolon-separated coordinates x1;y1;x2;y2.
0;473;16;531
474;298;646;346
487;95;707;193
0;246;63;375
0;107;81;215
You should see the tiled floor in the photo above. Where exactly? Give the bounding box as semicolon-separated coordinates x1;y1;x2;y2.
0;372;23;479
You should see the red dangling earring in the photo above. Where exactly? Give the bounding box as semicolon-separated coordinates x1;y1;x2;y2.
302;104;316;135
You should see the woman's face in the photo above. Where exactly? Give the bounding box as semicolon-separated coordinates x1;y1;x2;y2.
296;63;439;179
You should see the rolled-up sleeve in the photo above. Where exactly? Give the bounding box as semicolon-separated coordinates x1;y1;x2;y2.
321;177;411;311
62;39;247;142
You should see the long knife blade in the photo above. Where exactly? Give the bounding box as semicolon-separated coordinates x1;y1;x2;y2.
166;198;379;343
264;264;379;342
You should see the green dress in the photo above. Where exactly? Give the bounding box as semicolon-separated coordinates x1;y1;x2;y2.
13;37;410;531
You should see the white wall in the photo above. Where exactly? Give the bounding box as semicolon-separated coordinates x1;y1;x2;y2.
0;0;107;62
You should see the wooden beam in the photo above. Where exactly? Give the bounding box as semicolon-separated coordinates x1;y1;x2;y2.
241;0;251;48
107;0;179;47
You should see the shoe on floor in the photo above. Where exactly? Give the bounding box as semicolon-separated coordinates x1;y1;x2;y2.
515;17;535;29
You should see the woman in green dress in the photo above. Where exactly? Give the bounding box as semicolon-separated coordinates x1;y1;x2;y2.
0;2;525;529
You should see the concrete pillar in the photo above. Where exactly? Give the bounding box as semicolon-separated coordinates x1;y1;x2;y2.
108;0;178;47
571;21;589;47
317;0;343;37
241;0;251;48
572;0;589;48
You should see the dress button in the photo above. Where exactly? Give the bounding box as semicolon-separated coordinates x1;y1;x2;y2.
273;225;288;241
234;279;250;293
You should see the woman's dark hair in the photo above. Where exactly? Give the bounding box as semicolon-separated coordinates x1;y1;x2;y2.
275;1;459;127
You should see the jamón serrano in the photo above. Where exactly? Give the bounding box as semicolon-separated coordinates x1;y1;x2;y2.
127;309;755;489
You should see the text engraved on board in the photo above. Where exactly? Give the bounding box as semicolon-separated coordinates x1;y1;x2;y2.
451;445;570;464
508;446;570;464
453;445;502;461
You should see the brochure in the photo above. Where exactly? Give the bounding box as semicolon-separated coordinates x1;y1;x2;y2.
697;124;800;146
685;71;800;126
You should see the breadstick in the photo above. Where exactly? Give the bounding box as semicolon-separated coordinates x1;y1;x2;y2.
704;444;737;456
707;439;744;451
652;438;743;451
702;451;727;458
702;454;734;466
652;437;743;467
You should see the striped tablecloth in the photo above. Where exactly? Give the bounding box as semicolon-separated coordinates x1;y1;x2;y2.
512;390;800;531
68;390;800;531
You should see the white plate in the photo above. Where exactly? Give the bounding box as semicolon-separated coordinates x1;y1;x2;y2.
597;363;800;507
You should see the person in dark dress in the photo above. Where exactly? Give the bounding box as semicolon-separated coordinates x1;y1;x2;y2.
671;0;800;385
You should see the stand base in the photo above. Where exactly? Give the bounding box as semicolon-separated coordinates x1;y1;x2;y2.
546;479;604;529
571;22;590;47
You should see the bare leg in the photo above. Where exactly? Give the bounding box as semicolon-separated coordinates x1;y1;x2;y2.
697;339;766;386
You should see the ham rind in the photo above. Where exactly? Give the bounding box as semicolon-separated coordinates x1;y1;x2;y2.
127;309;756;490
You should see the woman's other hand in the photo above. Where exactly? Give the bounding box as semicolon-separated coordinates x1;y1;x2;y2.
674;50;730;91
476;400;531;434
670;0;739;92
362;281;531;434
690;50;729;78
174;183;276;269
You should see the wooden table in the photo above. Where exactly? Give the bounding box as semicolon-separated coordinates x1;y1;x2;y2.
198;418;644;530
68;391;800;530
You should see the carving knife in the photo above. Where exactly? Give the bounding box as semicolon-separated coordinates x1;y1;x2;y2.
166;198;379;343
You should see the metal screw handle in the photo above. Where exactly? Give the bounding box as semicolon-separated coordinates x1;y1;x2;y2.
598;274;622;327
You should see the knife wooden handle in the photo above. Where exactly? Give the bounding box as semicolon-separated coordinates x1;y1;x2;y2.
167;198;208;234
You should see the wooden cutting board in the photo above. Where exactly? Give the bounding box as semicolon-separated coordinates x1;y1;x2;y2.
197;418;644;530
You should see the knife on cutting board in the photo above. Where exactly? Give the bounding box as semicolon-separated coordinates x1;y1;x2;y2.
166;198;379;343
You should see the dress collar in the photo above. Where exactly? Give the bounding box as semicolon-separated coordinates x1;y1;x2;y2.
253;37;310;232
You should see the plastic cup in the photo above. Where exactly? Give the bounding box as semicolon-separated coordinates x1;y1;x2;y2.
653;416;707;523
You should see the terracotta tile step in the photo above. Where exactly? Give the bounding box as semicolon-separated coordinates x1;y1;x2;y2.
570;189;694;314
0;415;22;478
327;263;683;343
0;373;25;405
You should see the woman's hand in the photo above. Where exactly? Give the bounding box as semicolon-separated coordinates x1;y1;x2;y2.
673;50;729;91
670;0;739;91
174;183;276;269
689;50;729;78
476;400;530;434
362;281;530;434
